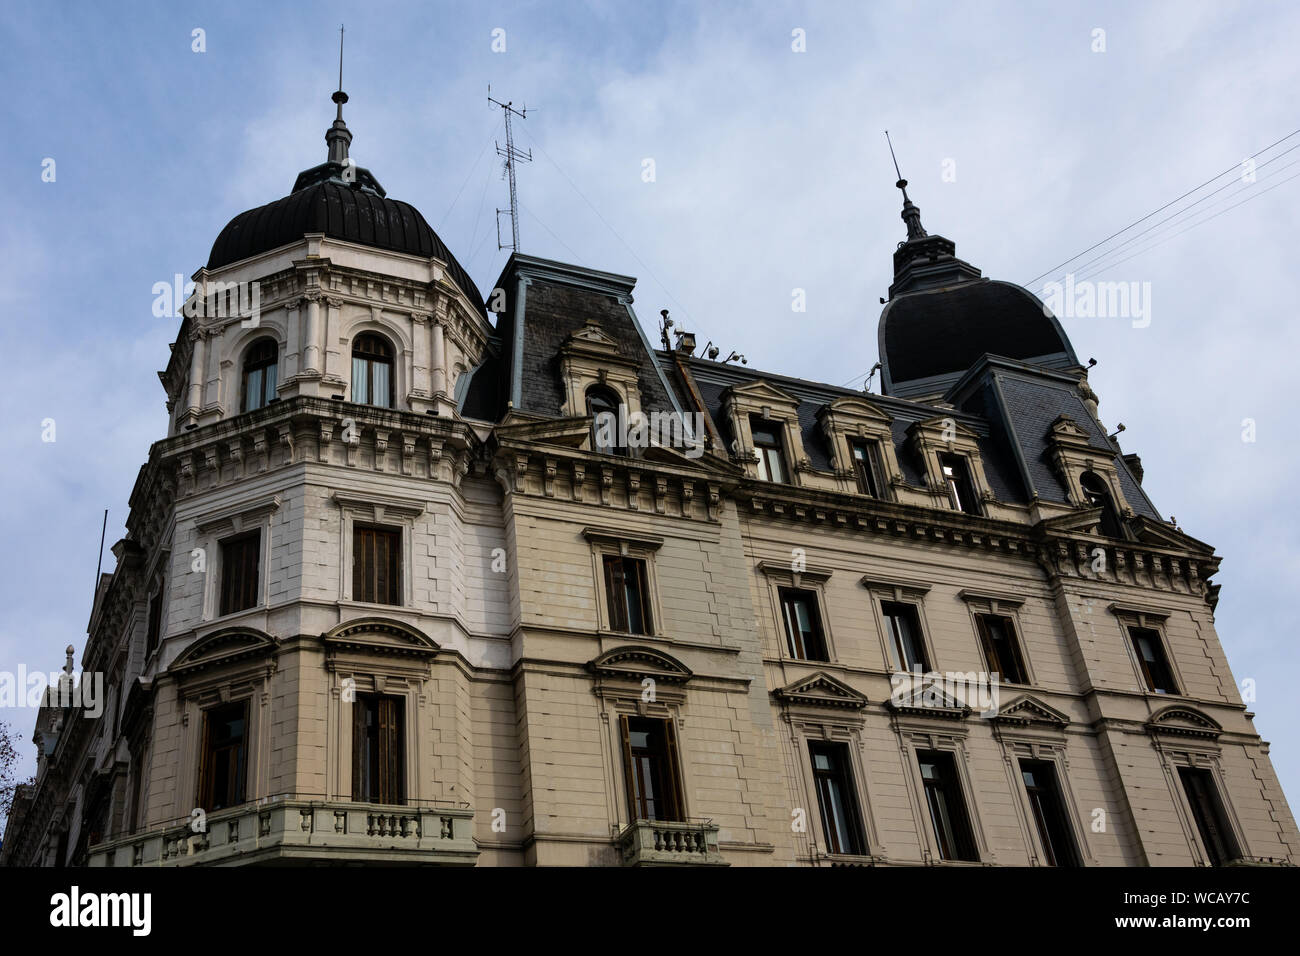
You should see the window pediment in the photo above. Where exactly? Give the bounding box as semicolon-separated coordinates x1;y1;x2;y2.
720;379;802;410
1144;705;1223;740
587;645;692;684
990;694;1069;727
887;678;971;720
322;617;439;658
774;672;867;710
168;626;278;677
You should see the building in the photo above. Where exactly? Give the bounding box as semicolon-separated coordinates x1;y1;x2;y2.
3;87;1296;868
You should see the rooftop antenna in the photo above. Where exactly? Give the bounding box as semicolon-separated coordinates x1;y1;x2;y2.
488;86;533;253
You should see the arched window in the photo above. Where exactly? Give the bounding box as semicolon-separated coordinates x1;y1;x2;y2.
241;338;279;412
352;333;394;408
586;385;626;456
1080;471;1123;538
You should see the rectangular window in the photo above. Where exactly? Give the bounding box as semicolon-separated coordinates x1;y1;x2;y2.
882;601;929;671
1129;626;1178;694
1020;760;1080;866
976;613;1028;684
197;701;248;812
604;555;653;635
620;716;684;822
809;742;867;856
751;419;787;483
219;532;260;616
918;750;978;862
939;453;981;515
1178;767;1240;866
850;440;883;498
780;587;828;661
353;525;401;605
352;693;405;805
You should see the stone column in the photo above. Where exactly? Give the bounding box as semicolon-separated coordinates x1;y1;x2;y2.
186;328;206;414
303;292;322;374
431;319;447;396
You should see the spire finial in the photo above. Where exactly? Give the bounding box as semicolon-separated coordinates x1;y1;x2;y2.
885;130;927;242
326;24;352;166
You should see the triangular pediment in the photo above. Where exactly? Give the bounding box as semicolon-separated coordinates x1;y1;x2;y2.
1129;517;1215;556
1047;414;1111;453
774;672;868;710
496;414;594;448
887;677;971;719
722;379;803;409
909;416;981;443
991;694;1070;726
168;627;278;676
322;617;439;658
588;645;692;684
1145;705;1222;739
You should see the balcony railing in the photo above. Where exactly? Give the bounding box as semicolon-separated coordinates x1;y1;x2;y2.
87;794;477;867
616;818;726;866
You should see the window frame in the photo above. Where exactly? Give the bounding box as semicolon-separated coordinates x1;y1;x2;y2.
849;438;885;498
352;691;407;806
586;384;628;457
352;523;403;607
915;748;981;863
350;332;396;408
196;699;250;813
939;452;982;516
603;553;654;636
778;586;830;662
584;529;664;637
1176;764;1243;867
975;613;1030;686
1019;758;1082;867
807;740;868;857
750;416;788;484
240;337;280;413
218;530;262;617
619;714;687;823
862;575;937;676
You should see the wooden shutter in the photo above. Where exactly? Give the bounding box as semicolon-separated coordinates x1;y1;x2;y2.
377;696;404;804
618;715;637;820
605;557;628;631
353;528;370;602
662;719;686;823
351;695;367;801
196;710;213;811
633;560;653;635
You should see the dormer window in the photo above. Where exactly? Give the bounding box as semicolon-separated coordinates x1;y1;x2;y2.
586;385;627;456
751;418;787;483
241;338;279;412
351;333;394;408
850;440;884;498
1080;471;1124;538
939;454;981;515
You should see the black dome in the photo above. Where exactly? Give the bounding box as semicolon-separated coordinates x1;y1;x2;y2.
207;179;485;313
879;279;1077;394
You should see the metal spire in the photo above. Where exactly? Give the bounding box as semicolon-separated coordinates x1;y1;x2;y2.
326;24;352;166
885;130;927;242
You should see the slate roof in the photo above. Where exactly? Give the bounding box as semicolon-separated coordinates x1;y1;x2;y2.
207;179;486;315
879;279;1077;396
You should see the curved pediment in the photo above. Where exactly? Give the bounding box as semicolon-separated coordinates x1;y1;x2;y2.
1145;705;1223;740
322;617;439;658
168;626;278;676
587;645;692;684
774;672;868;710
991;694;1070;727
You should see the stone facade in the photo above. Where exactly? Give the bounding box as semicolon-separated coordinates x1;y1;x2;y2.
3;104;1296;869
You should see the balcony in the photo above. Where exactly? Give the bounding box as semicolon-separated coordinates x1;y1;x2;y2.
616;819;727;866
87;794;478;867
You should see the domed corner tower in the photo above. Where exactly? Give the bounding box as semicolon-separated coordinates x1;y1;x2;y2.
160;85;493;438
875;179;1082;402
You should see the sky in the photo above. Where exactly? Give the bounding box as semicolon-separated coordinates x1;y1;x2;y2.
2;0;1298;815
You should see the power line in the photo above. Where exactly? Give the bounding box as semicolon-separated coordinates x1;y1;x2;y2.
1023;128;1300;287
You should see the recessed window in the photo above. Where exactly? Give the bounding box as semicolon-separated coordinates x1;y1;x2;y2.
975;613;1028;685
586;385;626;456
353;524;401;605
939;453;981;515
353;693;405;805
779;587;828;661
603;554;653;635
351;333;394;408
1128;626;1178;694
809;742;867;856
1080;471;1124;538
882;601;929;672
850;440;884;498
241;337;279;412
1177;766;1240;866
198;701;248;812
751;418;787;483
1020;760;1080;867
918;751;978;862
145;579;165;658
219;531;260;616
620;716;684;822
